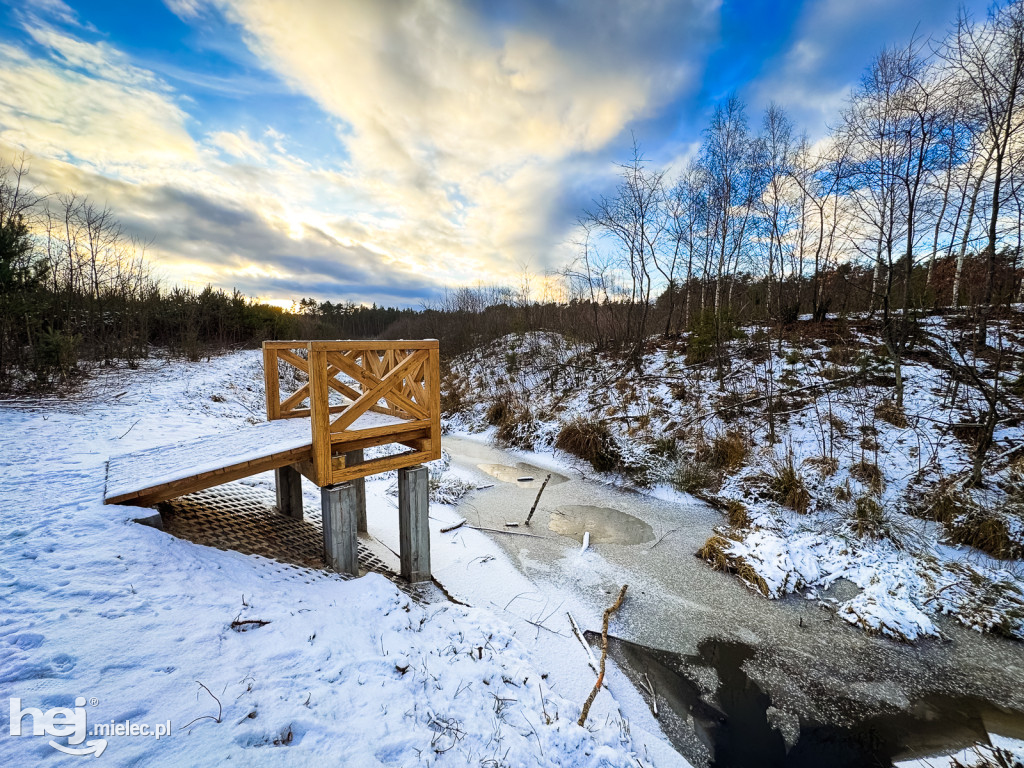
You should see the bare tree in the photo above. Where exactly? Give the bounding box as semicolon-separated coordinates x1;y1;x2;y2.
944;2;1024;309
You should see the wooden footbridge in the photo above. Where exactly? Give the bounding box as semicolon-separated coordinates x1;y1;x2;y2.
105;340;441;582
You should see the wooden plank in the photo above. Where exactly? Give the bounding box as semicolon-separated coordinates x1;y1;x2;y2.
267;339;439;351
328;449;430;485
292;459;316;483
330;427;430;455
106;443;312;506
333;418;430;442
262;345;281;421
399;437;432;452
308;339;438;352
277;348;309;373
426;346;442;461
307;345;332;487
279;383;310;413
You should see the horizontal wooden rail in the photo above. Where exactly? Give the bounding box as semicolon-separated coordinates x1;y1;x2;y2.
263;339;441;487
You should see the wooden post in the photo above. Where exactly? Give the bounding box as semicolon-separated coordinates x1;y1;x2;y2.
262;344;280;421
344;449;367;533
307;344;332;487
425;345;442;461
275;464;304;519
321;483;359;576
398;464;430;582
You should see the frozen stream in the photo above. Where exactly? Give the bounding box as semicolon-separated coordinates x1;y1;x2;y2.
442;436;1024;767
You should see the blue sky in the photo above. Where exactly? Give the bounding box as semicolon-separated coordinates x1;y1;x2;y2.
0;0;990;307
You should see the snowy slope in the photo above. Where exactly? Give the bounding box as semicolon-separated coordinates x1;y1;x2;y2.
444;318;1024;644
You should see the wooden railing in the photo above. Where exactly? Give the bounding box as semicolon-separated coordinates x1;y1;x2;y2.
262;340;441;487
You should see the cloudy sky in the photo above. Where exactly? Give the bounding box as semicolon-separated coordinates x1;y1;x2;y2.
0;0;989;308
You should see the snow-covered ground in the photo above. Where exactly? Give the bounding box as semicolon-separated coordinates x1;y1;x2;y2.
443;314;1024;644
0;351;676;766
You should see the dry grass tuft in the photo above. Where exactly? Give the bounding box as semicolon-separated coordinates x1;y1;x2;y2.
874;398;908;428
735;561;771;597
555;417;620;473
703;428;750;472
926;484;974;524
672;460;717;494
697;535;734;571
698;534;769;596
766;449;811;513
440;378;467;415
849;460;884;493
486;392;536;449
805;455;839;477
948;511;1024;561
726;499;749;528
852;495;886;538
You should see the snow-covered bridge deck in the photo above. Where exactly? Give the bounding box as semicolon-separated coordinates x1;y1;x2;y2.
104;412;404;507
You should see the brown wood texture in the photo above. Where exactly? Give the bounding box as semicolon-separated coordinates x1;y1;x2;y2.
105;442;312;506
107;339;441;507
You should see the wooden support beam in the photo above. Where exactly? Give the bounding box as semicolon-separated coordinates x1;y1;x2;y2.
266;339;438;351
321;483;359;576
275;464;304;519
345;449;367;534
398;464;431;583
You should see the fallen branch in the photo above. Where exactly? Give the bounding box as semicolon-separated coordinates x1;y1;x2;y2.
230;618;270;631
180;681;223;731
524;474;552;526
441;519;466;533
577;584;628;726
567;612;601;677
466;525;545;538
641;673;659;718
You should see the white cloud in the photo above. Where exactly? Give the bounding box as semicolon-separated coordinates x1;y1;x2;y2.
0;28;198;180
196;0;713;280
0;1;721;304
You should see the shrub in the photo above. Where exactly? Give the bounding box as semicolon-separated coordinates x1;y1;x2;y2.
849;460;884;493
766;449;811;513
874;398;908;428
852;495;886;538
555;417;620;473
671;460;716;494
704;428;750;472
947;510;1024;560
686;309;743;365
726;499;749;528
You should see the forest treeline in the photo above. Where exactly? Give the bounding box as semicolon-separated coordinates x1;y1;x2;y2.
0;160;416;392
2;1;1024;393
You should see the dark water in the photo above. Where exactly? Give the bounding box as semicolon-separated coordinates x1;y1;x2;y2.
590;632;1024;768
